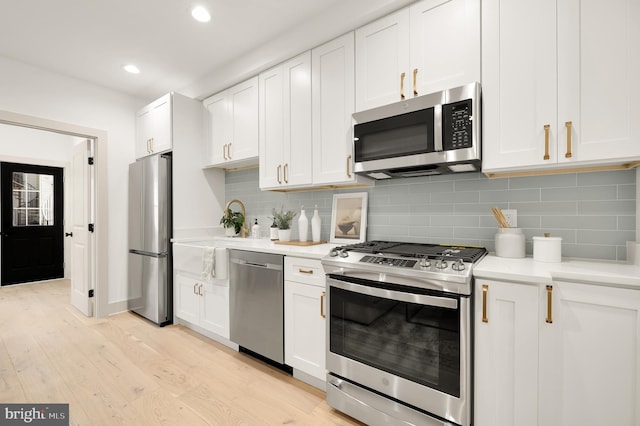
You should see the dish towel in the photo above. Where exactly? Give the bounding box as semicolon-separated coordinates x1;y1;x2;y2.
201;247;216;282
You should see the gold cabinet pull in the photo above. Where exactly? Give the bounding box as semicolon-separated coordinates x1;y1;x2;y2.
346;155;352;178
565;121;572;158
193;283;198;295
413;68;418;97
482;284;488;323
546;285;553;323
223;144;227;160
320;291;326;318
277;164;282;184
283;163;289;183
543;124;551;160
147;139;152;154
228;142;232;159
400;72;406;100
298;268;313;275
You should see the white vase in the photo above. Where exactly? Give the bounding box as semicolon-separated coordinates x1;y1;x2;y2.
298;207;308;242
225;227;237;237
278;228;292;242
311;206;321;242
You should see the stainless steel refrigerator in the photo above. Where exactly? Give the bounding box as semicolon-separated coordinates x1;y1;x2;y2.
127;153;172;326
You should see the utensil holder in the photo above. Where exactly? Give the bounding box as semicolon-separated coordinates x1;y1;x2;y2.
495;228;525;258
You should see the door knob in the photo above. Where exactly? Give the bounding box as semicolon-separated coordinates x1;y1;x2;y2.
65;232;73;237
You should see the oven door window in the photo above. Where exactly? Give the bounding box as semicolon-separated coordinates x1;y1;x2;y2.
354;108;435;163
330;285;460;397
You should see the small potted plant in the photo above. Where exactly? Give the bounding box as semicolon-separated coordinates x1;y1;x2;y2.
220;208;245;237
271;207;296;241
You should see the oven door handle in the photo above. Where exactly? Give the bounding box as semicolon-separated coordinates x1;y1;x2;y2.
328;277;458;310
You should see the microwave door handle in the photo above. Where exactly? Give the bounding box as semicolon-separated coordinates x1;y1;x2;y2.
434;104;443;152
328;277;458;310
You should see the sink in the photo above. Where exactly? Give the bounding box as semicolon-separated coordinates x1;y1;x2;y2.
173;240;229;279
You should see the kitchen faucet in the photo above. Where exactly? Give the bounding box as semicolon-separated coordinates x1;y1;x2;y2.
224;199;249;238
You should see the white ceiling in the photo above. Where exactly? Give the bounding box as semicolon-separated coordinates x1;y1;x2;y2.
0;0;384;102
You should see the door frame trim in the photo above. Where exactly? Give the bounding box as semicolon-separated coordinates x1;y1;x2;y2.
0;109;108;318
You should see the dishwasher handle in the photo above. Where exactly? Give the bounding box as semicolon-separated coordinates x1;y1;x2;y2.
230;257;283;271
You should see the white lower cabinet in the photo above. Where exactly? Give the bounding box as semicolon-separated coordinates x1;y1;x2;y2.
175;273;229;339
475;278;640;426
474;279;539;426
538;281;640;426
284;257;326;386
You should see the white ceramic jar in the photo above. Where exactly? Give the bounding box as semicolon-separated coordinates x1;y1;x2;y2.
533;236;562;262
495;228;525;258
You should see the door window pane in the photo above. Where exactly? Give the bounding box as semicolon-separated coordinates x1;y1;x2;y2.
12;172;54;226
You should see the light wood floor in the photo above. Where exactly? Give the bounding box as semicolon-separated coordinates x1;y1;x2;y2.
0;280;363;425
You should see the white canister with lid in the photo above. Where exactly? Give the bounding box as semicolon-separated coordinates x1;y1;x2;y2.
495;228;525;258
533;234;562;262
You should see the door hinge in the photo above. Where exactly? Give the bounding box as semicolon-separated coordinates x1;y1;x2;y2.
88;223;95;232
88;157;94;165
88;289;94;298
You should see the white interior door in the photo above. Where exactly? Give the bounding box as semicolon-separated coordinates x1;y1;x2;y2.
70;139;94;316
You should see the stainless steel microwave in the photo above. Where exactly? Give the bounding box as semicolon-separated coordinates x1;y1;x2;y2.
353;82;481;179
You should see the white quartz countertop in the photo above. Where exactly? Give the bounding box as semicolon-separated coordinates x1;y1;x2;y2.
474;254;640;289
172;236;338;260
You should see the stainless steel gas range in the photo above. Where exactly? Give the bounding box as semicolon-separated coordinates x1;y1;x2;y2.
321;241;487;426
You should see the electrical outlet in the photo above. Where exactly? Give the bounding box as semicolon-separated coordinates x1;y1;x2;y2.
502;209;517;227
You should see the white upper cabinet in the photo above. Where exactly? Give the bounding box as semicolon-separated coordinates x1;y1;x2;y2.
355;9;410;112
355;0;480;112
259;52;312;190
203;77;259;169
482;0;640;175
312;33;370;187
135;93;172;159
409;0;480;97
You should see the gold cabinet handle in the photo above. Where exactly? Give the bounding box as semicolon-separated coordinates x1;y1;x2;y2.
543;124;551;160
565;121;572;158
228;142;232;159
320;291;326;318
413;68;418;97
346;155;352;178
277;165;282;184
298;268;313;275
400;72;406;100
193;283;198;295
482;284;488;323
284;163;289;184
546;285;553;323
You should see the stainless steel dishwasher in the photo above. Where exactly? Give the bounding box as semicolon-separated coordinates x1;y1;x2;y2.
229;249;284;364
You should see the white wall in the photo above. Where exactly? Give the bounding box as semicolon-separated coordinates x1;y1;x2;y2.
0;55;142;309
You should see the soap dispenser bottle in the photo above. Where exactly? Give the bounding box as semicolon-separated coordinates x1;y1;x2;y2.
251;219;260;239
298;206;308;242
270;219;278;241
311;204;321;242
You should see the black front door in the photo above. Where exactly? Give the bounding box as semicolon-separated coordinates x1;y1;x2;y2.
1;162;64;285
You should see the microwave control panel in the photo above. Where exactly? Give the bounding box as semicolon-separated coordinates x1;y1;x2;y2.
442;99;473;151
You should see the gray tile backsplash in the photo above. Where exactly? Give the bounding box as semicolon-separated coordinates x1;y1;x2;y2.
224;168;637;261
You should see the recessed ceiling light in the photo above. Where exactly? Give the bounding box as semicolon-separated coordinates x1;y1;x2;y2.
123;64;140;74
191;6;211;23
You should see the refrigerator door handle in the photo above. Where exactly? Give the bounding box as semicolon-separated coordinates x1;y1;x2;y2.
128;249;168;258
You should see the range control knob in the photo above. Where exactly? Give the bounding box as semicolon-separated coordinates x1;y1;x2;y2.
419;258;431;268
339;249;349;258
452;259;466;271
435;259;448;269
329;248;339;257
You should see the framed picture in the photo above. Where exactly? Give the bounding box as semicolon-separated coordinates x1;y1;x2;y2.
330;192;368;244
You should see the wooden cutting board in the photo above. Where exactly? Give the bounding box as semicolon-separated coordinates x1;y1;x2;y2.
274;240;327;246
